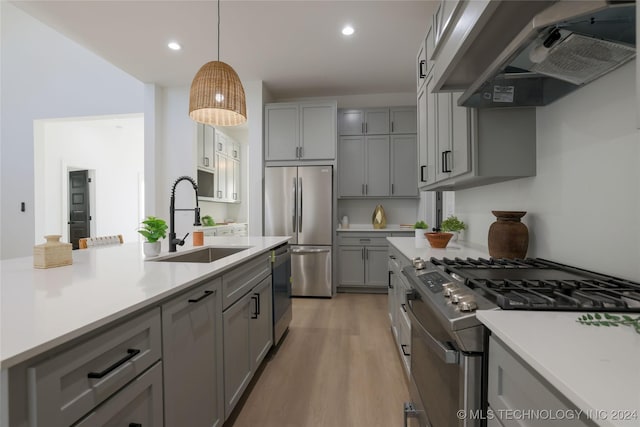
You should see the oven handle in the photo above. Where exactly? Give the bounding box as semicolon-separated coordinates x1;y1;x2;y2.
406;301;459;365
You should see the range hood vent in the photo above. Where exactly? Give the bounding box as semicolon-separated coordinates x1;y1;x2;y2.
458;0;636;108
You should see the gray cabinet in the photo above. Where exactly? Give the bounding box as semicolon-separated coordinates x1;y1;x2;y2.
391;135;418;197
221;255;272;419
249;277;273;370
390;107;417;134
338;108;390;135
435;91;470;182
337;234;389;290
488;335;590;427
26;308;162;427
197;125;241;203
388;244;412;377
75;361;164;427
338;135;390;197
265;101;337;161
223;290;253;418
162;279;223;427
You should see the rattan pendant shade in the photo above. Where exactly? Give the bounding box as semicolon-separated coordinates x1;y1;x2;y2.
189;60;246;126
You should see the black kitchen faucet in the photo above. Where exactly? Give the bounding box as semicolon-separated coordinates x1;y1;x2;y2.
169;176;201;252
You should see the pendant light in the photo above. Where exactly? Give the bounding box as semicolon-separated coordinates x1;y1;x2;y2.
189;0;246;126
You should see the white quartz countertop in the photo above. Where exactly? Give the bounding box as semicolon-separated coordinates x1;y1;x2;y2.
477;310;640;427
386;237;490;260
337;224;415;232
0;236;289;369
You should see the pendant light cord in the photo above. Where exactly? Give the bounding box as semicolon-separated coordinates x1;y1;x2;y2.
217;0;220;62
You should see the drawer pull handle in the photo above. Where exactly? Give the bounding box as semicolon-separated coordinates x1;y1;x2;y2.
87;348;140;379
188;290;214;303
401;344;411;357
129;424;142;427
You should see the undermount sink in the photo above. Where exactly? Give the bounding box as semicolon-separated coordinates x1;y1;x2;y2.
152;247;249;263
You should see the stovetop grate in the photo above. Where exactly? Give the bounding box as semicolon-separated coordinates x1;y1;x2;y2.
430;257;640;312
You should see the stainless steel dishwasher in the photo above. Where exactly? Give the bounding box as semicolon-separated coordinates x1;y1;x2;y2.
271;244;292;345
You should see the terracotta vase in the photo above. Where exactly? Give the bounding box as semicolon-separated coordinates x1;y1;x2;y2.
487;211;529;259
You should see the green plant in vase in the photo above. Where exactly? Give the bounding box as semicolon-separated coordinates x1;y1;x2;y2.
440;215;466;241
414;220;428;238
138;216;167;257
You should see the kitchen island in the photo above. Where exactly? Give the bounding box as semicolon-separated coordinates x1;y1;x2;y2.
1;235;289;427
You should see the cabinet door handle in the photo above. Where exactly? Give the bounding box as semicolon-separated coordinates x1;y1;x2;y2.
365;248;368;260
204;157;209;167
217;190;222;198
365;184;368;195
188;290;214;303
361;122;364;134
419;60;426;78
388;270;394;289
254;292;261;315
392;183;395;195
442;150;452;173
359;238;371;243
391;121;394;133
251;295;259;319
129;424;142;427
445;150;452;173
87;349;140;379
401;344;411;357
401;303;407;313
299;147;304;158
365;122;368;133
217;142;222;151
233;150;238;158
420;165;426;182
361;248;365;260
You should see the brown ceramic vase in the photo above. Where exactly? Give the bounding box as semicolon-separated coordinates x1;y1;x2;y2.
487;211;529;259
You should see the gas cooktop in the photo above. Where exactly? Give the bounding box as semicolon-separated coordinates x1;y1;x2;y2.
430;257;640;312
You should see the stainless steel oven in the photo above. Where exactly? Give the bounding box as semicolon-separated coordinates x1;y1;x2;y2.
402;256;640;427
402;262;494;427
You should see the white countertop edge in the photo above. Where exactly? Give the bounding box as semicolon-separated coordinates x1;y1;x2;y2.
1;236;289;369
477;311;640;427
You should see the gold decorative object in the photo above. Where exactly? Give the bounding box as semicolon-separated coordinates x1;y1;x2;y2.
188;0;246;126
372;204;387;229
33;235;72;269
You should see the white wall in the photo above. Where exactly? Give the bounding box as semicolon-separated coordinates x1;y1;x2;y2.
35;116;144;244
338;199;419;226
455;61;640;281
0;3;144;259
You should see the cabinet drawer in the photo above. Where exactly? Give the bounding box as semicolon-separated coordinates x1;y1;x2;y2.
338;234;388;246
28;308;161;427
223;254;271;309
74;361;163;426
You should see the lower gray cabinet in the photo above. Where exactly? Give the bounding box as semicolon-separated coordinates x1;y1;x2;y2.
337;234;390;290
162;279;223;427
250;276;274;370
74;361;163;426
223;275;273;419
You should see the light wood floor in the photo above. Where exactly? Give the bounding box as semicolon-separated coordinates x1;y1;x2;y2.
226;293;410;427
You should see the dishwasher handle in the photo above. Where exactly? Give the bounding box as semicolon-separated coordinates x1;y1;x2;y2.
291;248;331;254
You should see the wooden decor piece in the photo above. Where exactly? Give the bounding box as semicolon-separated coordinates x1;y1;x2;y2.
425;232;453;248
33;235;72;268
488;211;529;259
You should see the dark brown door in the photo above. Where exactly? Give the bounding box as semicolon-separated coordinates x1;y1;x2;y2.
68;170;90;249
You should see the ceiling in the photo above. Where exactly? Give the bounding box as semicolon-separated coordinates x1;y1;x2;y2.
12;1;437;99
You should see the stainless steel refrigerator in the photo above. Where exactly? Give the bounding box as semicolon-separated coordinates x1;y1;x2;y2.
264;166;332;297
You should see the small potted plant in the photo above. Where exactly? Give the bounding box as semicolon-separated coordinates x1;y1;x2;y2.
138;216;168;257
414;220;428;238
440;215;467;242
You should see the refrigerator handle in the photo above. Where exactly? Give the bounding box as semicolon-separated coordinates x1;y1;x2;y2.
298;177;303;232
292;177;297;233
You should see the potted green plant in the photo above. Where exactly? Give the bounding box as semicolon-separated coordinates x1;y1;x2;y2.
138;216;168;257
414;220;428;238
440;215;466;241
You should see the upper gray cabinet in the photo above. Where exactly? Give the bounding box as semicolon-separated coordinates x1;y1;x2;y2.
390;107;417;134
391;135;418;197
338;108;389;135
264;101;337;162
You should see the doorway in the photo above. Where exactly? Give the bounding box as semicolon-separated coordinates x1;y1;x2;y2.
68;170;91;249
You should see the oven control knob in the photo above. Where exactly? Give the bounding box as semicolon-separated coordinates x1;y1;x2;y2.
412;257;426;269
458;296;478;312
449;290;468;304
442;283;459;297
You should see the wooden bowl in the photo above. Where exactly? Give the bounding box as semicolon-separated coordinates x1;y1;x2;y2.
425;232;453;248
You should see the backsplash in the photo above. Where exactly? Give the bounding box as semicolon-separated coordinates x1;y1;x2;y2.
455;61;639;281
338;199;418;226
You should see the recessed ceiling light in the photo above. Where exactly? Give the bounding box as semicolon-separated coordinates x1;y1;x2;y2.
168;41;181;51
342;25;355;36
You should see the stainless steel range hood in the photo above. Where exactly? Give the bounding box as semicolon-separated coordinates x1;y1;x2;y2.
458;0;636;108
